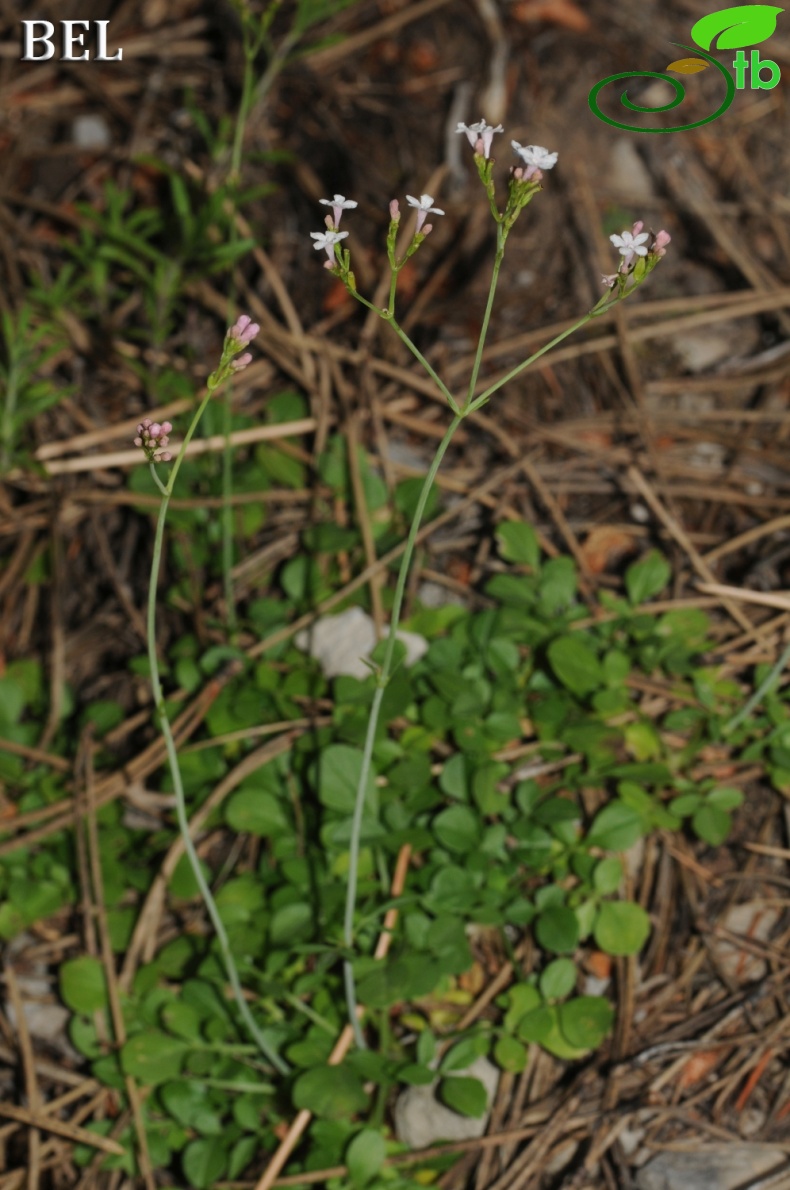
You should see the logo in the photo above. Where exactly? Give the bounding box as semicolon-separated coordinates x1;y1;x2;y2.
589;4;782;132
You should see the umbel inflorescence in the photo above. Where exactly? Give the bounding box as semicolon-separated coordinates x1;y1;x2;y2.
309;118;670;306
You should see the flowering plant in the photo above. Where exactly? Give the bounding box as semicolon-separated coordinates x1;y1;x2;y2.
309;121;671;1047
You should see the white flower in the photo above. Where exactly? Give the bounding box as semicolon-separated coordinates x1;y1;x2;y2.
610;229;649;257
609;228;650;270
511;142;558;172
310;229;349;263
456;119;504;159
405;193;445;233
319;194;358;228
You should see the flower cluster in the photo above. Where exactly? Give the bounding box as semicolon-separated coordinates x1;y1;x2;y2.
510;141;558;181
602;221;671;288
134;419;173;464
225;314;260;371
456;119;504;159
405;193;444;233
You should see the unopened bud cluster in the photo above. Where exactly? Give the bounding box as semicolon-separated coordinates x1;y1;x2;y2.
134;419;173;463
207;314;261;388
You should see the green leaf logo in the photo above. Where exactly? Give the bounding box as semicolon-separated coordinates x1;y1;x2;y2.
690;4;783;50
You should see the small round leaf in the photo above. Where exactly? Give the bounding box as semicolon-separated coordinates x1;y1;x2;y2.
60;956;108;1015
438;1075;488;1118
292;1064;368;1119
535;906;579;954
558;996;614;1050
594;900;651;956
539;958;577;1001
346;1129;386;1187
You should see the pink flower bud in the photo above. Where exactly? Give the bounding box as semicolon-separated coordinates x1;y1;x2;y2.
161;421;172;434
231;352;253;371
632;221;644;236
228;315;260;346
149;423;162;438
652;229;671;257
389;199;400;221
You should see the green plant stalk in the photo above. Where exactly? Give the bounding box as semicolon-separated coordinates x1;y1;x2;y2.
1;361;19;474
340;249;460;414
723;636;790;736
145;382;288;1076
339;249;648;1045
469;308;599;411
221;388;238;635
343;411;462;1048
465;225;506;409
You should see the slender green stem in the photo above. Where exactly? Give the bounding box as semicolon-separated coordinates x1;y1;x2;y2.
385;315;460;413
341;278;459;413
723;637;790;736
221;382;237;635
468;309;597;411
465;227;506;409
145;384;288;1076
343;413;463;1047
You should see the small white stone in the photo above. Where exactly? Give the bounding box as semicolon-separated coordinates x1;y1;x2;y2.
72;114;111;150
394;1056;500;1149
294;607;428;680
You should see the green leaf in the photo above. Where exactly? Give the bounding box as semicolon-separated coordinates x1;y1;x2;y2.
558;996;614;1050
398;1063;436;1085
495;520;540;567
691;4;783;50
317;744;377;814
182;1136;228;1189
160;1081;223;1135
625;550;671;605
547;636;603;697
292;1064;368;1119
588;801;645;851
438;1075;488;1118
60;956;108;1014
493;1036;528;1073
692;803;732;846
593;857;623;895
121;1031;188;1086
535;906;579;954
594;901;651;956
433;804;480;853
440;1034;490;1073
707;786;744;811
437;752;468;799
505;983;542;1032
539;958;577;1001
519;1004;588;1059
269;901;312;944
225;788;289;836
346;1129;386;1187
161;1000;203;1042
